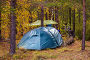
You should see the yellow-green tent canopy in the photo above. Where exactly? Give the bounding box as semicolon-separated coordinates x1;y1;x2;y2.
28;20;58;26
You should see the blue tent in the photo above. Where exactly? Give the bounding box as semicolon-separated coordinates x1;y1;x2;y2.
17;27;63;50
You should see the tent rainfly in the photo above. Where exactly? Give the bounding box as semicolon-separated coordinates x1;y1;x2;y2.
27;20;58;26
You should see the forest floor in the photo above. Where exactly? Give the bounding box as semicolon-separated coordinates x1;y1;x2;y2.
0;39;90;60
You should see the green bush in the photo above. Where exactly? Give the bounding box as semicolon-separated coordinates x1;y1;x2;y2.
86;21;90;41
75;20;90;41
75;24;82;40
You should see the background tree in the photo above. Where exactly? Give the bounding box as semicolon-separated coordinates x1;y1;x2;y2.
55;6;59;29
82;0;86;50
0;0;89;44
0;0;7;40
0;1;1;40
41;5;44;27
69;8;71;30
10;0;17;55
73;9;75;37
45;11;48;20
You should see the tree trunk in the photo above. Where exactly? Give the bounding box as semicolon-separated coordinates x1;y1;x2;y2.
82;0;86;50
29;11;32;23
52;8;54;21
55;6;59;29
49;7;52;20
45;12;48;20
0;6;1;40
10;0;16;55
52;13;54;21
69;8;71;30
28;11;32;30
41;5;44;27
73;9;75;37
0;0;1;40
20;24;23;36
37;11;40;20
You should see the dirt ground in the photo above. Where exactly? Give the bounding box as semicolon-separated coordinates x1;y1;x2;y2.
0;40;90;60
0;42;10;57
47;41;90;60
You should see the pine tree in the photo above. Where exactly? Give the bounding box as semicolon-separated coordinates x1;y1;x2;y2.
73;9;75;37
82;0;86;50
45;12;48;20
41;5;44;27
0;3;1;40
55;6;59;29
69;8;71;30
10;0;16;55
